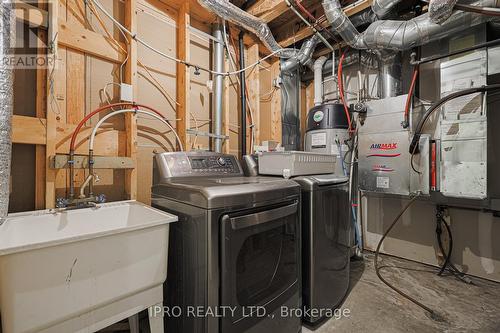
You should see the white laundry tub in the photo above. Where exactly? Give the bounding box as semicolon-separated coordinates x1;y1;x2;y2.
0;200;177;333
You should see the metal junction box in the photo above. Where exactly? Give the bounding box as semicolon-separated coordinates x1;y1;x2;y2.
437;50;488;200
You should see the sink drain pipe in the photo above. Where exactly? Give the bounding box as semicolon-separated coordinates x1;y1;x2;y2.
0;0;14;224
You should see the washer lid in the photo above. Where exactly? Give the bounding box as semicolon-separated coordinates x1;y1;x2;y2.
293;174;349;190
152;176;300;209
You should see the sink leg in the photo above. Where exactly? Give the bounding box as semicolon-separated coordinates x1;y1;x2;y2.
149;303;164;333
128;314;140;333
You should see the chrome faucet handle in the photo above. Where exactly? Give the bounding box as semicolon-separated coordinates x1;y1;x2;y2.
94;174;101;183
95;194;107;204
56;197;69;209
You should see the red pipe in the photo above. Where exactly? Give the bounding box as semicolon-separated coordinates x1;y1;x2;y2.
431;141;437;191
338;51;353;133
294;0;317;22
404;67;419;126
293;1;339;42
67;102;172;200
69;102;170;152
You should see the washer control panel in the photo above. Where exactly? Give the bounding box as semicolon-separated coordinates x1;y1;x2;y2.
153;152;243;180
189;155;236;172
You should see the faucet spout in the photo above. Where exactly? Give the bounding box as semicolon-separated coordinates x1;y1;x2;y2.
79;174;94;199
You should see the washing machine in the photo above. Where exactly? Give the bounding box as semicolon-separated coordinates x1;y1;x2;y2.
294;174;351;325
243;156;351;326
151;152;302;333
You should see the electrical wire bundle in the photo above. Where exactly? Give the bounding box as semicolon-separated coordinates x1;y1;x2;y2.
374;198;478;322
435;207;473;284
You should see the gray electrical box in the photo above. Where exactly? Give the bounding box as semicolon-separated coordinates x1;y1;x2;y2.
438;50;487;200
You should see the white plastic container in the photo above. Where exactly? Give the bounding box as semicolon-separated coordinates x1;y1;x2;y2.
0;200;177;333
258;151;337;178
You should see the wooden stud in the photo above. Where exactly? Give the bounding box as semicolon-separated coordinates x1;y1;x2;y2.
35;0;48;209
45;0;59;208
14;1;48;28
125;0;138;200
55;125;125;156
300;83;307;150
66;49;85;124
12;116;47;145
270;60;282;143
245;44;260;150
277;0;373;47
305;82;315;112
58;20;127;64
247;0;288;23
176;2;191;151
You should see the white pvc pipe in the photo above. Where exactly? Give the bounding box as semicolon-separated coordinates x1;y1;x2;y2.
313;56;328;106
89;109;184;151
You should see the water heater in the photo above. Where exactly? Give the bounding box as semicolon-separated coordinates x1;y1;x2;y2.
305;103;350;174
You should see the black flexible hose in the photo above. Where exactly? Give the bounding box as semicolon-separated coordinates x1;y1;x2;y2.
436;209;452;276
409;84;500;154
437;215;474;284
375;195;437;316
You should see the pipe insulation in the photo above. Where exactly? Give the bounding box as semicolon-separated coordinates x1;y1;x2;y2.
0;0;13;223
314;56;328;106
322;0;499;50
198;0;297;58
429;0;459;24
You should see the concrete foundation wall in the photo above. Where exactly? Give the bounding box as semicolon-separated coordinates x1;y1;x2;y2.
361;195;500;282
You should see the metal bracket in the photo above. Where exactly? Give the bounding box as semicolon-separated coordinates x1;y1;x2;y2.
187;129;229;140
50;154;135;169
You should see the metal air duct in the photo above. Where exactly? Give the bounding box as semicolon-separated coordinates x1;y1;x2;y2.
322;0;498;50
372;0;402;19
0;0;13;223
378;51;402;98
429;0;459;23
198;0;297;57
302;51;378;81
281;35;321;72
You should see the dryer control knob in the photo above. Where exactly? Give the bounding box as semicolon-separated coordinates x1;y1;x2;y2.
217;157;227;166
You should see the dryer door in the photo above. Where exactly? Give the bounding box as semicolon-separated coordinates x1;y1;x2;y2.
220;200;300;332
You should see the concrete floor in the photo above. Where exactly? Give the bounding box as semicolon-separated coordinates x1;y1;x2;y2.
304;253;500;333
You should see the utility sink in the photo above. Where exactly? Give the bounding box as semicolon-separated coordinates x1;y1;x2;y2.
0;200;177;333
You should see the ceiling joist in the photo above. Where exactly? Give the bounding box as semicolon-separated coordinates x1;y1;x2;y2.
247;0;290;23
276;0;372;47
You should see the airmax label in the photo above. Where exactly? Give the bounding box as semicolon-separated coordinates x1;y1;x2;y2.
368;142;401;158
370;143;398;150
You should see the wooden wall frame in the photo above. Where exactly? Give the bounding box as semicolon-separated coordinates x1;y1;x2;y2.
13;0;283;209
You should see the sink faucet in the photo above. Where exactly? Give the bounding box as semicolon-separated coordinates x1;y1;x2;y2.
79;174;100;199
56;173;106;209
